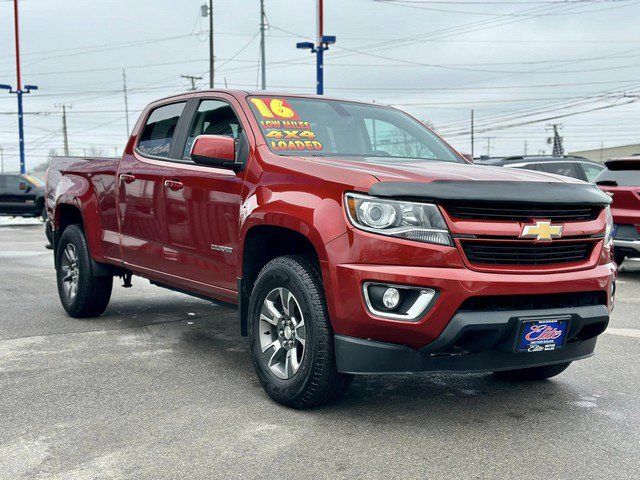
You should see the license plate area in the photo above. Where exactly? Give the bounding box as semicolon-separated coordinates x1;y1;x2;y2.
515;316;570;353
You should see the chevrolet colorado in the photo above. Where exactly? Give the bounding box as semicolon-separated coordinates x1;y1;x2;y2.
45;91;615;408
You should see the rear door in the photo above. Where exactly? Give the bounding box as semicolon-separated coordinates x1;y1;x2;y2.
596;169;640;226
117;100;189;274
160;95;249;297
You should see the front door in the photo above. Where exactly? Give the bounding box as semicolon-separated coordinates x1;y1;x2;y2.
162;98;247;296
117;101;187;274
0;174;36;215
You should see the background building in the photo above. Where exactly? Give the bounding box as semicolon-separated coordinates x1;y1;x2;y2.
570;143;640;162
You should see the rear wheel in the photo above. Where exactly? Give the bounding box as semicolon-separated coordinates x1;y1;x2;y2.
56;225;113;317
493;362;571;381
248;255;352;408
614;252;625;266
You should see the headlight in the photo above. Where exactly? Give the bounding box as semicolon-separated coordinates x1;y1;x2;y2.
345;192;453;246
604;205;614;246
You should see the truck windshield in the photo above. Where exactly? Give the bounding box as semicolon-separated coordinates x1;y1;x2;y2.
247;96;461;162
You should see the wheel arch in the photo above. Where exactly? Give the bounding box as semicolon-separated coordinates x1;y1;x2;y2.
53;202;112;276
53;202;85;262
238;224;325;336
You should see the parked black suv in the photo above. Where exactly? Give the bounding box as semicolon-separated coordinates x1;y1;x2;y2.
475;155;605;182
0;173;46;220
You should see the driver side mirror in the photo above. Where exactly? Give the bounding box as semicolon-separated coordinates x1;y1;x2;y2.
190;134;242;171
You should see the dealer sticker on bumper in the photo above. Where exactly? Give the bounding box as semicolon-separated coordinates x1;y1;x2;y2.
516;318;569;353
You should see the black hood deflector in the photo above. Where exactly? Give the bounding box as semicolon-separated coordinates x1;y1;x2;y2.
368;180;611;206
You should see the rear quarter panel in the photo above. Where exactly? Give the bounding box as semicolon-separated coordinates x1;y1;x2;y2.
47;156;122;264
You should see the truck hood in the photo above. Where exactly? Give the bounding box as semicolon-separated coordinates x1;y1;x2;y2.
311;156;581;185
305;156;610;205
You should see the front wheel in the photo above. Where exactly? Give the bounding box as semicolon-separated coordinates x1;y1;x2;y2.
56;225;113;318
248;255;352;409
493;362;571;381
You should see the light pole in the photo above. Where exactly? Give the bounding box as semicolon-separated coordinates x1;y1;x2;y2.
1;83;38;174
3;0;38;174
296;0;335;95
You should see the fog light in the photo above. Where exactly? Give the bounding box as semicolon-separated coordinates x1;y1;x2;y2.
363;282;437;321
382;287;401;309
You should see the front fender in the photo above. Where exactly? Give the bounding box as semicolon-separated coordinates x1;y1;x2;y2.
239;185;350;265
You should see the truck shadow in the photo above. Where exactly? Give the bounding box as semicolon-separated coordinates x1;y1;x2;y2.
96;294;608;427
164;306;594;427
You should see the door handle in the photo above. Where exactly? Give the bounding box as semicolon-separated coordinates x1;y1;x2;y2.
164;179;184;191
119;173;136;184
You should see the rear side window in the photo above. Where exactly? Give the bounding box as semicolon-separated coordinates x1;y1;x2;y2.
138;102;186;158
581;163;605;182
595;169;640;186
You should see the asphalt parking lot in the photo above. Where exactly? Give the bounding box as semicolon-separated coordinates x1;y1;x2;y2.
1;222;639;479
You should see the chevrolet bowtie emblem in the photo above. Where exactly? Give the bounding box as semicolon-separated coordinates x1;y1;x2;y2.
520;221;564;241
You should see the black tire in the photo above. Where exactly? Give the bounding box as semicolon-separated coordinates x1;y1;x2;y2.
45;220;53;246
56;224;113;318
41;205;47;222
248;255;352;409
614;252;625;266
493;362;571;381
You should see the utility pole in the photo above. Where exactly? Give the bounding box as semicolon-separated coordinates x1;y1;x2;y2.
548;123;564;156
122;70;130;136
259;0;267;90
296;0;336;95
484;137;494;156
201;2;214;88
59;105;70;156
181;74;203;91
0;0;38;174
470;109;474;159
0;146;4;173
524;140;528;156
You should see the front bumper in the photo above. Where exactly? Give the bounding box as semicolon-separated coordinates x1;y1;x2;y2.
614;239;640;258
327;262;614;349
335;304;608;374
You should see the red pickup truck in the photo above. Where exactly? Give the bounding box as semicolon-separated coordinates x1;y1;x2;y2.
46;90;615;408
595;157;640;265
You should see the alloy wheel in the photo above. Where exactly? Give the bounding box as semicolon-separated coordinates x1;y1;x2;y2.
60;244;79;300
258;287;307;380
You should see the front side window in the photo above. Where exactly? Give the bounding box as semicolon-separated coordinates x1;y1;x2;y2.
138;102;186;158
247;96;461;163
539;162;581;179
183;100;243;158
25;175;44;187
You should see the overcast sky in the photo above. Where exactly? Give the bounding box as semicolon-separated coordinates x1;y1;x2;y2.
1;0;640;171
